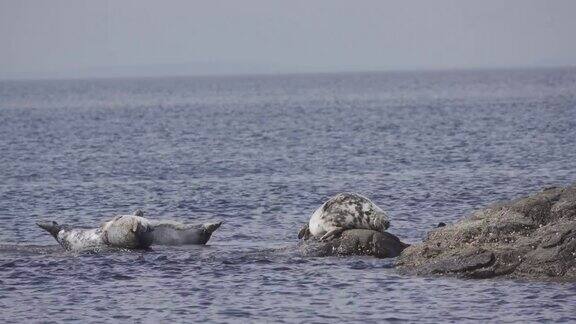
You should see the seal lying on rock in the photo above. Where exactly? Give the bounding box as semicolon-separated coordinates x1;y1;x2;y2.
37;214;154;251
396;184;576;281
299;193;391;241
133;209;222;245
297;193;407;258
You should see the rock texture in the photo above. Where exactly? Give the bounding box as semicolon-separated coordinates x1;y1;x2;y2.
396;185;576;281
299;229;409;258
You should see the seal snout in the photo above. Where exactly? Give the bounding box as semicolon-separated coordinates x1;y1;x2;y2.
383;218;391;230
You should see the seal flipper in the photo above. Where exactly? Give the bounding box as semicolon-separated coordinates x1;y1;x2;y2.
36;220;62;239
319;227;345;241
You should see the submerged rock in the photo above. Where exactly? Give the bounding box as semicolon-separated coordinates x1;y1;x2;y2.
396;184;576;281
299;229;409;258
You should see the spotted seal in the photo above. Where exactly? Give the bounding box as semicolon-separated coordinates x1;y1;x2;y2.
298;192;390;241
36;220;105;251
37;214;154;251
133;209;222;245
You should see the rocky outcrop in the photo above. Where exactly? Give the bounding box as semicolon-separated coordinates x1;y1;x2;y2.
396;185;576;281
299;229;409;258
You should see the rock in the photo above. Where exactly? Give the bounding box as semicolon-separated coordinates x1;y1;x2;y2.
299;229;409;258
396;184;576;281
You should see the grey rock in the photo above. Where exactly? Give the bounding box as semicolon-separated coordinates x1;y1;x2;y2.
299;229;409;258
396;184;576;280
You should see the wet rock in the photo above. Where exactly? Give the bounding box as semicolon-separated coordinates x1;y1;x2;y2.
299;229;409;258
396;184;576;281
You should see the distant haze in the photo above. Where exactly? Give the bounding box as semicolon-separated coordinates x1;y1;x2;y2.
1;0;576;79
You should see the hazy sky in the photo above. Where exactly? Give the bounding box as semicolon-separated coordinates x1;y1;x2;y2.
1;0;576;79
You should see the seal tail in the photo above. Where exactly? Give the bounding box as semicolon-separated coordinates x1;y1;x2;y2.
36;220;62;239
203;221;223;234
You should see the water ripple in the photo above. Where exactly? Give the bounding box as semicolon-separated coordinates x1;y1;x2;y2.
1;69;576;322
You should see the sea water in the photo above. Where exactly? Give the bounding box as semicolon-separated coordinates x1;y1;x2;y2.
1;68;575;322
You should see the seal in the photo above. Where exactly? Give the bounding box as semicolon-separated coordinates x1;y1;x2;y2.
100;214;154;249
298;192;390;241
37;213;154;251
149;220;222;245
36;220;105;251
133;209;222;245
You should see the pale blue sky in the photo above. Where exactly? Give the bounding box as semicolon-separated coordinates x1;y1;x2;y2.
1;0;575;79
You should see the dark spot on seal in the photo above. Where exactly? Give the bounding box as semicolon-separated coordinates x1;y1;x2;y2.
335;212;347;224
437;222;446;228
354;204;363;217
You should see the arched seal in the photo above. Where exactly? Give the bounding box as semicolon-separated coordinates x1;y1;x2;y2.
36;220;105;251
37;213;154;251
133;209;222;245
298;193;390;241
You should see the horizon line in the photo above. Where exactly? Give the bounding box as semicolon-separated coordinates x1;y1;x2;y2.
1;64;575;83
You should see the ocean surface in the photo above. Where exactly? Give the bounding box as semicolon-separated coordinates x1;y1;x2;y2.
1;68;576;322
